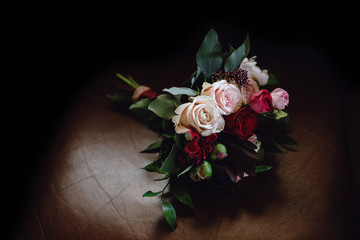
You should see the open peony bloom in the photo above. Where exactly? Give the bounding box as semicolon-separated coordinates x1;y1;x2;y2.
201;80;245;115
172;95;225;137
240;56;269;86
270;88;289;110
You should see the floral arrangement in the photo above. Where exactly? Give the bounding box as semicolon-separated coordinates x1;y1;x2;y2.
107;29;296;231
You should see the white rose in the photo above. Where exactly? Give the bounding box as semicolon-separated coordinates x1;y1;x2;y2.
201;80;245;115
240;56;269;86
172;95;225;137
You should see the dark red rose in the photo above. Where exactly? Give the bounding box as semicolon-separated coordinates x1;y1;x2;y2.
249;89;273;113
223;106;258;140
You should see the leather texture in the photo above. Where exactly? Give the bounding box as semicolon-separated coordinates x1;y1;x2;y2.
19;43;355;239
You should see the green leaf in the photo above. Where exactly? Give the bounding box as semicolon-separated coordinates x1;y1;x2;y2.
170;180;195;209
255;165;273;173
224;44;245;72
228;44;236;55
129;98;152;115
154;175;170;181
196;28;223;78
141;141;162;153
162;200;177;231
142;190;162;197
173;134;184;150
267;73;279;86
129;98;162;131
244;32;251;57
142;159;162;173
163;87;199;96
159;144;179;175
177;164;194;178
148;94;181;120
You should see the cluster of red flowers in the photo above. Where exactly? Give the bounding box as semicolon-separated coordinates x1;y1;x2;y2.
180;130;218;164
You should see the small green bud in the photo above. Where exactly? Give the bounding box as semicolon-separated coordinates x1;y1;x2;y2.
189;161;212;181
210;143;228;160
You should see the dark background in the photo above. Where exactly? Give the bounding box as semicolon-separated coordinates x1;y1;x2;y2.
5;5;359;238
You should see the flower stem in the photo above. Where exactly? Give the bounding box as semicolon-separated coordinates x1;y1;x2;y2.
116;73;140;89
161;180;171;200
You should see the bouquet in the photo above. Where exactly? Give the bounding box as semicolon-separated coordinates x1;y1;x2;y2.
107;29;296;231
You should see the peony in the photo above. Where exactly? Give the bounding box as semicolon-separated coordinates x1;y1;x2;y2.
223;106;258;140
239;78;259;104
240;56;269;86
201;80;245;115
271;88;289;110
172;95;225;137
249;89;273;113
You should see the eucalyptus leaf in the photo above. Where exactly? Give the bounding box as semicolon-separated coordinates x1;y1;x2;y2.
159;144;179;174
224;44;245;72
196;28;223;78
142;190;162;197
162;200;177;231
170;180;195;209
163;87;198;96
148;94;181;120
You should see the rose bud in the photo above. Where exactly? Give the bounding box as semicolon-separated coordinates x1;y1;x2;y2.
189;161;212;182
270;88;289;110
210;143;228;160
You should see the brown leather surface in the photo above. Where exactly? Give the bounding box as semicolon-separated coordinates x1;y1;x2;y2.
19;43;356;239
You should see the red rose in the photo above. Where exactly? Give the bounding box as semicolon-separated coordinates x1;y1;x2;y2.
223;106;258;140
249;89;273;113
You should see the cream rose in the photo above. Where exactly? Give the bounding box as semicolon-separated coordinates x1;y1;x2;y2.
172;95;225;137
240;56;269;86
201;80;244;115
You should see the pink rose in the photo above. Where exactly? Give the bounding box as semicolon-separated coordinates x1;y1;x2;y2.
270;88;289;110
172;95;225;137
201;80;245;115
249;89;273;113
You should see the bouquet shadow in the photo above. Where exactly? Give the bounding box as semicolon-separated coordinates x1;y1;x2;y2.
154;157;284;232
